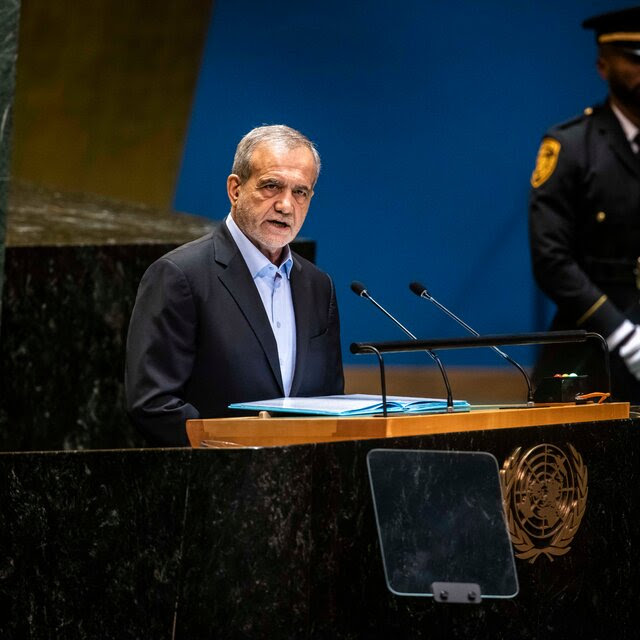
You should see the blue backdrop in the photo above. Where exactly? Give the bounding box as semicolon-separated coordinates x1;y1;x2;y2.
174;0;636;366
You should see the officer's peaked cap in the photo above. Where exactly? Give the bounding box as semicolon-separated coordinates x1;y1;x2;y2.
583;6;640;57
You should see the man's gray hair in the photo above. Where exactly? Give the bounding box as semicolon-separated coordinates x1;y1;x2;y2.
232;124;321;184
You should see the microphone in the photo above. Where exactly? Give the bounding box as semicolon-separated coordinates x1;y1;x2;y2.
409;281;534;405
350;281;454;411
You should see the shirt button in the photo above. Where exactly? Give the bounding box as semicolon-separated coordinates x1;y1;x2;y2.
276;321;281;328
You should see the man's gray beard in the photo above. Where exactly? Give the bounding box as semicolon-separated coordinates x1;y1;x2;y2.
233;204;289;252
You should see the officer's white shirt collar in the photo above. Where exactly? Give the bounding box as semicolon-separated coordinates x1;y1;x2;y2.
610;102;639;152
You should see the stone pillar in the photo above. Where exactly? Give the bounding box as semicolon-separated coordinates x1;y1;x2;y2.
0;0;21;331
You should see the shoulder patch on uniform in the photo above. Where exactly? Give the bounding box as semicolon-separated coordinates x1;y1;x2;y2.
531;137;561;188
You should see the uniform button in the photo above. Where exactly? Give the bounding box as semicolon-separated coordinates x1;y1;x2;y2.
583;106;593;116
596;211;606;223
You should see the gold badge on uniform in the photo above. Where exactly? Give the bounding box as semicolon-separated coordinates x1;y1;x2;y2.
500;443;587;562
531;138;561;188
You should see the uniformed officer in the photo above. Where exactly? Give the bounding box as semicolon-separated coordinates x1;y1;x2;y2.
529;6;640;402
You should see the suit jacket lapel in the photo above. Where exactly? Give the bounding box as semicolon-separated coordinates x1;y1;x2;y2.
597;104;640;180
289;258;311;397
213;224;284;394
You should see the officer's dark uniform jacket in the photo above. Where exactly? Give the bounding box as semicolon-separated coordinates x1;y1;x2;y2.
529;101;640;400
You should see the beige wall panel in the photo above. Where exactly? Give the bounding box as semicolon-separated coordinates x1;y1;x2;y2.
344;365;528;404
11;0;213;207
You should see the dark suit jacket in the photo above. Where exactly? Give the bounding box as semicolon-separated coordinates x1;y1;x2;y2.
529;101;640;399
125;223;344;446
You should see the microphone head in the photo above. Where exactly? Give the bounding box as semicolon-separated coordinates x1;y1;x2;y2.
350;281;368;297
409;281;429;298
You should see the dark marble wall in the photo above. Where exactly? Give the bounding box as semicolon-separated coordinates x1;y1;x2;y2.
0;183;316;451
0;0;21;324
1;419;638;638
1;242;175;450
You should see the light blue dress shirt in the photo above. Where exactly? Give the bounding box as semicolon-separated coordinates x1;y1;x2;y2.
226;215;296;396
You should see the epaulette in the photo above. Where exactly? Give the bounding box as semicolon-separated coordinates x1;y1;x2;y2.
553;106;597;132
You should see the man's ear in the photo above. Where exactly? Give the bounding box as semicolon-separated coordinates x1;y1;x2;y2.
227;174;241;206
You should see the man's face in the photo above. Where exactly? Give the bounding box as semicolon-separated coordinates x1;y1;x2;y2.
227;143;316;263
598;45;640;112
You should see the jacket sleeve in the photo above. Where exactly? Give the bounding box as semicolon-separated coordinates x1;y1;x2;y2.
125;258;199;446
528;133;625;337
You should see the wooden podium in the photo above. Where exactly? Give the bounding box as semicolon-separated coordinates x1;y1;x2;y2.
186;402;629;448
179;400;640;637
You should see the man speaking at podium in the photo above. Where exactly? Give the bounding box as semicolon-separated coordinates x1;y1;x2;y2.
529;6;640;401
126;125;344;446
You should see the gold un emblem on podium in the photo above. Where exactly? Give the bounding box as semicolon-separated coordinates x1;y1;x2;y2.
500;443;588;562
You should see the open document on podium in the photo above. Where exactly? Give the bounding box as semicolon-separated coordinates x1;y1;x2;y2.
229;394;470;416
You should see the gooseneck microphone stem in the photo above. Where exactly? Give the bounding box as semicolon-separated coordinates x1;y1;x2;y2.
409;281;534;406
359;345;388;417
351;281;454;411
362;294;418;340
